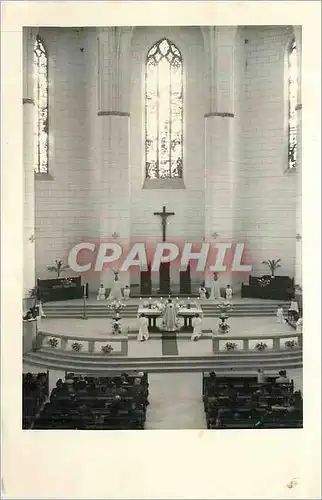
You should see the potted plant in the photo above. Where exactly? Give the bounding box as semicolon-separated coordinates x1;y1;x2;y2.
285;340;298;349
47;259;70;278
225;342;237;351
47;338;59;348
255;342;268;351
262;259;282;278
101;344;114;354
71;342;82;352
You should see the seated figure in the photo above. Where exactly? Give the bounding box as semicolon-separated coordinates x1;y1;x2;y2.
123;285;130;300
198;285;207;300
97;284;106;301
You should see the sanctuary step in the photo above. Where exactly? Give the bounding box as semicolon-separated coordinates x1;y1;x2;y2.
24;348;302;373
42;300;291;319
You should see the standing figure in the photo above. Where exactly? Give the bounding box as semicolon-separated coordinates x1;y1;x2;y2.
296;317;303;333
276;305;285;323
288;298;299;321
108;270;123;300
97;284;106;301
225;284;233;301
123;285;131;301
198;284;207;300
137;314;149;342
209;273;221;300
162;298;177;332
191;313;203;341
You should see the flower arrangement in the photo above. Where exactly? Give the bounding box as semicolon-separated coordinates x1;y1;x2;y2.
255;342;268;351
112;319;122;335
107;299;125;313
225;342;238;351
285;340;298;349
47;337;59;348
101;344;114;354
295;284;302;293
71;342;82;352
218;322;230;334
217;301;232;314
258;277;271;287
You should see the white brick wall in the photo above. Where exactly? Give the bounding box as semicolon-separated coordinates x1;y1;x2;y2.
239;26;297;279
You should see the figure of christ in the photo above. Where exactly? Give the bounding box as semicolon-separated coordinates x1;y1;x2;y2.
162;298;178;332
108;270;123;300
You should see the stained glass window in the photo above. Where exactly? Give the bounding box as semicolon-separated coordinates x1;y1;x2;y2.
288;38;298;170
34;35;49;173
145;38;183;179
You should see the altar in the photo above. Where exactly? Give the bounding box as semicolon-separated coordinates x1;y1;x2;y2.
137;301;203;332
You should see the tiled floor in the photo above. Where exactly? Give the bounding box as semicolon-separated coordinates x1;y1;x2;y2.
145;372;207;429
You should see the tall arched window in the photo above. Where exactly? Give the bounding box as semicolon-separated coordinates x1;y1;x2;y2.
33;35;49;173
145;38;183;179
287;38;298;170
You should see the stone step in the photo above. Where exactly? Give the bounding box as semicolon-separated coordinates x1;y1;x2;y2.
23;357;302;373
28;348;302;363
24;350;302;373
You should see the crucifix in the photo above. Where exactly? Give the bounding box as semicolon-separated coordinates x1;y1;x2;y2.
154;206;175;242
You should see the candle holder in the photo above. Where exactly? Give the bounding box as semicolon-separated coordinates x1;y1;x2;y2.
81;293;88;320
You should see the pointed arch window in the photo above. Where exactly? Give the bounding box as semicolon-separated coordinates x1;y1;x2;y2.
287;38;298;170
145;38;183;179
33;35;49;173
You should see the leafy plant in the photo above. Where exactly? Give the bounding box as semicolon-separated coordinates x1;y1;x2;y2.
71;342;82;352
218;323;230;334
101;344;114;354
262;259;282;277
255;342;268;351
47;259;70;277
47;337;59;348
225;342;237;351
285;340;297;349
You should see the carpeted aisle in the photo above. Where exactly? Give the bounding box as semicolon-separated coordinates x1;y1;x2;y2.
161;331;178;355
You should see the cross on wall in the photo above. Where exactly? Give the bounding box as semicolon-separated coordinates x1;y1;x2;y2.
153;206;175;242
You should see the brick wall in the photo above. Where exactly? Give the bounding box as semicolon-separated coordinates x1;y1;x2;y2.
239;26;297;279
35;28;87;279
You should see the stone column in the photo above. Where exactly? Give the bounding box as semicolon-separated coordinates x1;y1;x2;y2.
203;27;238;289
97;28;132;290
23;28;36;300
294;27;302;303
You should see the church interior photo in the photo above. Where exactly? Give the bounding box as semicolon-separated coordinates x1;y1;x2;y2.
22;24;303;430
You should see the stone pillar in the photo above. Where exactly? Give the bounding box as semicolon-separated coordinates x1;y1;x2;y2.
203;27;238;289
294;27;302;299
97;28;132;290
23;28;36;299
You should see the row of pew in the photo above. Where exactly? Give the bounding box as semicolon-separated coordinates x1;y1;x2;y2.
202;372;303;429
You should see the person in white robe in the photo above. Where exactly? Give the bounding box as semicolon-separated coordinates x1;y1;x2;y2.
137;314;149;341
198;285;207;300
296;317;303;333
108;271;123;300
225;285;233;301
162;299;177;332
209;273;221;300
288;298;299;321
191;314;203;341
97;284;106;301
276;305;285;323
123;285;130;300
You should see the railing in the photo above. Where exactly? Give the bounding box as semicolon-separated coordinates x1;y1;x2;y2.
32;330;128;355
213;332;302;353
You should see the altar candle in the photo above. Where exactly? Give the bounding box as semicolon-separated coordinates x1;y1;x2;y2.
83;284;86;296
149;297;151;301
